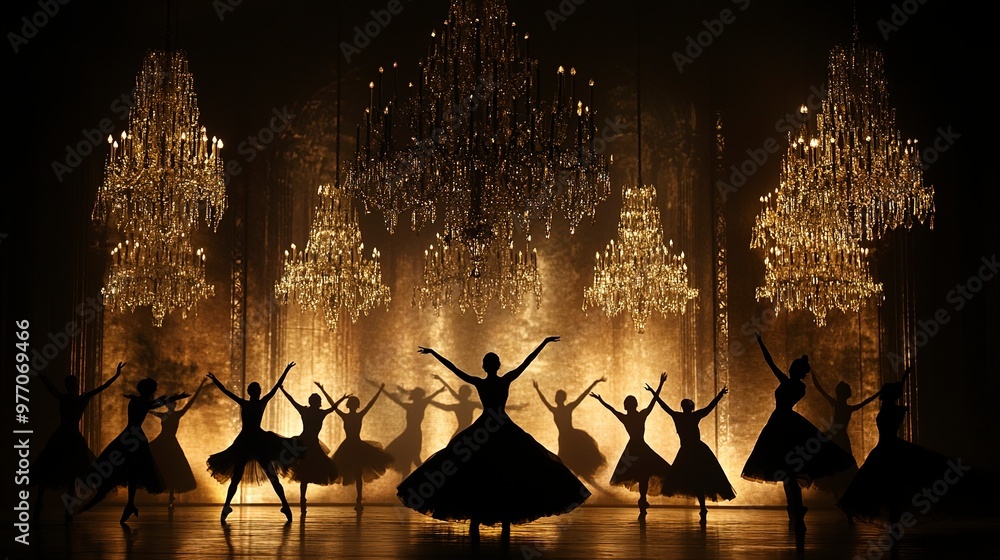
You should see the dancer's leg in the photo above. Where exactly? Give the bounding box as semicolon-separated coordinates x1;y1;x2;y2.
265;465;291;522
221;463;245;523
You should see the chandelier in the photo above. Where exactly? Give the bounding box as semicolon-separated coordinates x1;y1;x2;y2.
346;0;609;318
275;184;391;331
817;33;934;242
93;49;226;325
412;227;541;324
583;24;697;335
752;122;884;327
102;232;214;327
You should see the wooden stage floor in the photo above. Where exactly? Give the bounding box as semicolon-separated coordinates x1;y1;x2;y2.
8;504;998;559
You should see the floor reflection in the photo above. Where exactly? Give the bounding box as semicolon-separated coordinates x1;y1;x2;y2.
19;504;1000;559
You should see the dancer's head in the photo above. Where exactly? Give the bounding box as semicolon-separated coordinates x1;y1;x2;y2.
835;381;852;400
789;355;810;380
346;395;361;411
880;381;904;403
681;398;695;412
247;382;262;400
409;387;426;401
136;377;157;398
309;393;322;408
624;395;638;412
482;352;501;375
555;389;568;405
458;385;472;399
63;374;80;396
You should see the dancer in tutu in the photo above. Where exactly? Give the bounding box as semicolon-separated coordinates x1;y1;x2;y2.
532;377;607;488
398;337;589;541
329;382;394;512
741;333;854;547
368;378;446;475
281;381;347;515
33;361;123;523
430;375;482;438
811;371;880;520
206;362;299;524
149;377;207;508
645;374;734;524
78;376;189;524
591;372;672;519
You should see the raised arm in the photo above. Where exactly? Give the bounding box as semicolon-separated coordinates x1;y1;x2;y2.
369;378;405;406
418;347;480;385
642;372;667;415
644;382;678;417
82;361;125;401
695;387;728;419
314;381;336;407
570;377;606;408
263;361;296;402
425;386;447;403
280;386;305;412
434;375;462;400
176;378;207;416
503;336;560;383
150;391;190;410
590;392;625;422
360;383;385;416
850;388;882;412
207;372;243;404
811;372;836;406
532;380;556;412
755;332;788;382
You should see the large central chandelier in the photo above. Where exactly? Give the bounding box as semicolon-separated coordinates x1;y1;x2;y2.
93;49;227;326
346;0;609;319
275;184;391;331
583;22;697;334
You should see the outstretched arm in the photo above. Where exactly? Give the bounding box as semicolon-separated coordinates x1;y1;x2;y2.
503;336;560;383
360;383;385;416
207;372;243;404
644;381;678;417
369;379;404;406
177;378;207;416
695;387;729;419
315;381;336;407
850;388;881;412
532;380;556;411
83;361;125;401
433;374;462;400
642;372;668;415
263;361;296;402
323;391;351;415
280;386;305;412
150;392;190;409
425;386;447;403
755;332;788;382
418;347;480;385
570;376;607;408
590;392;625;422
811;372;836;406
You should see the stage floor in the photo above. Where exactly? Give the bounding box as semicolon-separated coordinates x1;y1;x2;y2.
10;504;998;559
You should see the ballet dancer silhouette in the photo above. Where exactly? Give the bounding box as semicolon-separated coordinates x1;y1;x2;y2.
533;377;607;488
149;377;207;508
281;381;348;515
328;383;394;512
368;378;445;475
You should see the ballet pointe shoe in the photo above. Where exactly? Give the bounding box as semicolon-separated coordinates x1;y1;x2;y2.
699;506;708;525
638;498;649;519
280;505;292;523
221;505;233;524
119;505;139;524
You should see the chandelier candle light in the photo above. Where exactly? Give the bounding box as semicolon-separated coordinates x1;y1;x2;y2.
93;49;227;326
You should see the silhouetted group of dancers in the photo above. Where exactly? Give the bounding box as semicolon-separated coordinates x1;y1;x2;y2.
31;334;988;549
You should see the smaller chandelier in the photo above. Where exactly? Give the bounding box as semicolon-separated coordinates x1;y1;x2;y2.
275;184;391;331
584;184;699;334
413;227;540;324
102;233;214;327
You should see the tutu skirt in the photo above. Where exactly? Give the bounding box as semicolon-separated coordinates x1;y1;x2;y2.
396;411;590;525
89;426;165;499
149;434;197;493
610;439;672;496
34;426;96;489
207;428;302;485
742;409;855;486
332;438;394;485
665;441;736;501
558;428;606;479
289;438;340;485
385;428;423;474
